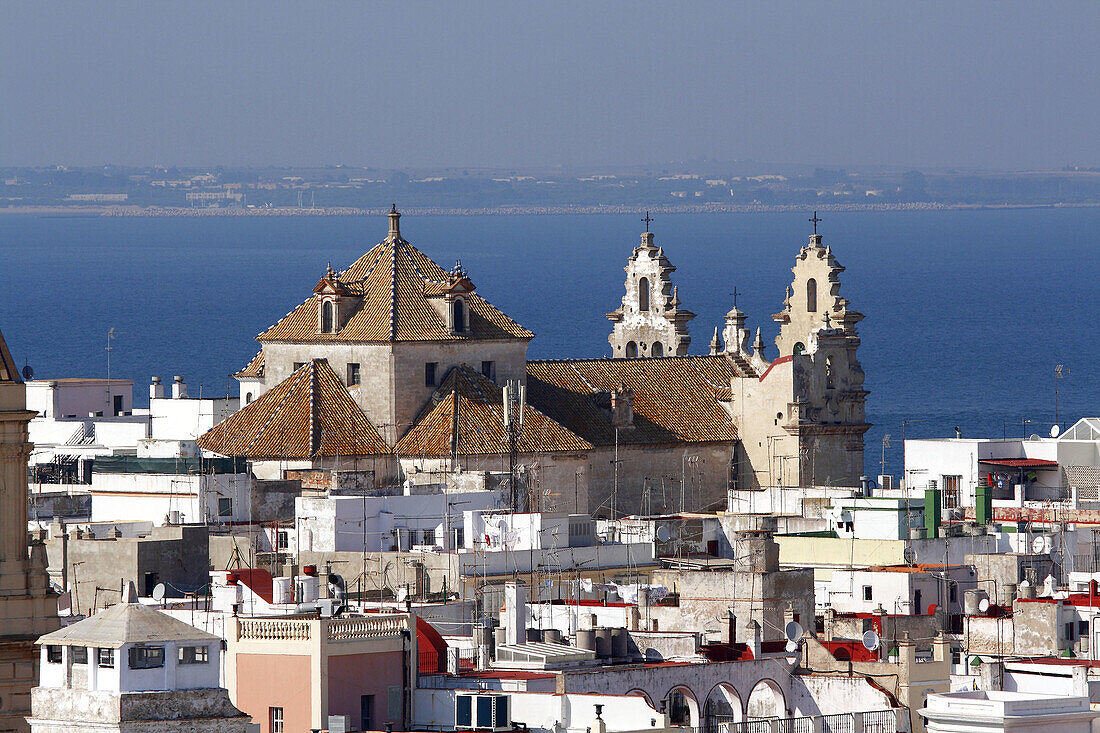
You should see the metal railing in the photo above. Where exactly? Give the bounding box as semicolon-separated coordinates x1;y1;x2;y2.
821;714;854;733
861;710;895;733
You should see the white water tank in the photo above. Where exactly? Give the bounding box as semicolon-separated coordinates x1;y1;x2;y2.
271;576;293;605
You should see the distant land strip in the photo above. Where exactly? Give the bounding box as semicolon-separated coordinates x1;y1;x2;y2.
4;202;1100;217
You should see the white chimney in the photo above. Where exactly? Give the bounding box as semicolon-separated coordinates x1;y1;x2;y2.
172;375;187;399
503;581;527;646
150;376;164;400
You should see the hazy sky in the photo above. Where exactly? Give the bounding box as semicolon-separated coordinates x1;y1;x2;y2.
3;1;1099;170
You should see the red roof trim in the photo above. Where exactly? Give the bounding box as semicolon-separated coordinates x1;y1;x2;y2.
233;569;274;604
978;458;1059;468
759;355;793;382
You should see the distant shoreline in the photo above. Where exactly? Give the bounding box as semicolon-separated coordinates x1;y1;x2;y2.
4;202;1100;217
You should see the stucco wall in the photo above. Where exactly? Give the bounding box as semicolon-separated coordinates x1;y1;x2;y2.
234;653;311;733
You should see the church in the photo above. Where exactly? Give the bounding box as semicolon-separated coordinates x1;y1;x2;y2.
199;207;869;516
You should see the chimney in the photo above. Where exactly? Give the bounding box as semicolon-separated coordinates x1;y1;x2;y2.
503;581;527;646
150;376;164;400
172;375;187;399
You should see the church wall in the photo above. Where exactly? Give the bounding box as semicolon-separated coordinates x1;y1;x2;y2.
390;339;529;440
261;341;396;436
730;360;799;490
399;452;590;515
585;442;734;516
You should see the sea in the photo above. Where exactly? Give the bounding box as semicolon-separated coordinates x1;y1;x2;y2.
1;208;1096;480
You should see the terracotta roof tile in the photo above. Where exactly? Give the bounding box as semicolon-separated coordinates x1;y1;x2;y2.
257;233;533;344
396;366;592;456
198;359;390;459
233;350;265;379
525;356;741;446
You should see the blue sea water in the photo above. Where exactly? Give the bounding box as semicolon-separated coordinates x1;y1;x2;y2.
0;209;1095;479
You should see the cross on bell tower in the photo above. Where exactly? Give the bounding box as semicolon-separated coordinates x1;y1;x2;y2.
641;211;654;232
808;211;822;235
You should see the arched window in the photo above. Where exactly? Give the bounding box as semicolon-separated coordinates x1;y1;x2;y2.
452;299;465;332
245;392;253;404
639;278;650;312
652;342;664;357
626;341;638;358
321;300;336;333
793;342;805;356
806;278;817;312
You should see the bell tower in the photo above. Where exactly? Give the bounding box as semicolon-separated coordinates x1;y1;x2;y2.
0;328;59;732
607;217;694;358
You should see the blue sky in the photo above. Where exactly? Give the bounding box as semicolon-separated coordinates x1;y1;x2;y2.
2;1;1098;169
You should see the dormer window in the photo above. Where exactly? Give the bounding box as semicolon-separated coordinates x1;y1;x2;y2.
321;299;336;333
451;298;466;333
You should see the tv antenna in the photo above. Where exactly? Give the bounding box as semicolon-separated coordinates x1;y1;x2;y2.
1054;364;1070;428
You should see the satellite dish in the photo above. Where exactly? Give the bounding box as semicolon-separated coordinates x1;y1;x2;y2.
1032;535;1048;554
1028;434;1041;441
784;621;804;642
395;586;408;602
1051;424;1061;438
655;526;671;542
151;583;166;602
21;365;33;381
785;640;799;653
977;597;991;613
903;546;917;565
862;630;881;651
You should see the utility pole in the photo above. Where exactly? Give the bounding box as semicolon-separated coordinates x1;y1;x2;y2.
901;419;925;490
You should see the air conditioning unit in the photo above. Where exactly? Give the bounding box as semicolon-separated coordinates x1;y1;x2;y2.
878;475;894;491
456;693;510;731
327;715;352;733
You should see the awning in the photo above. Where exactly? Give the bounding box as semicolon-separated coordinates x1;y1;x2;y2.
979;458;1059;469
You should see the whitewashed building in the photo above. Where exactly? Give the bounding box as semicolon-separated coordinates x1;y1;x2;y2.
29;583;251;732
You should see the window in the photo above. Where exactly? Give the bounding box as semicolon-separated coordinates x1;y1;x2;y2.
347;362;361;386
481;361;494;379
218;497;233;518
652;342;664;357
806;278;817;312
452;527;465;547
113;394;124;417
422;528;436;546
270;707;284;733
245;392;254;404
276;530;289;551
942;475;961;510
949;584;957;603
1080;620;1090;635
321;299;336;333
1066;622;1076;641
638;277;650;311
425;362;438;387
863;585;873;601
46;646;62;664
951;649;962;665
128;645;165;669
293;362;305;371
452;299;466;332
72;646;87;665
97;648;114;668
626;341;638;358
178;645;209;664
